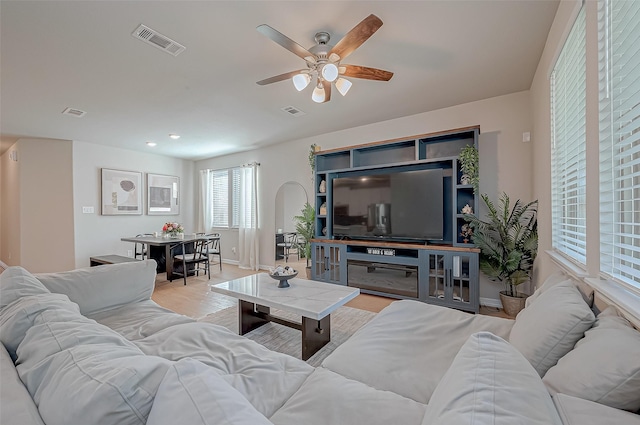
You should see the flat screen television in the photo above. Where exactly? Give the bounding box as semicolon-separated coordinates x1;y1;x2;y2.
332;168;444;242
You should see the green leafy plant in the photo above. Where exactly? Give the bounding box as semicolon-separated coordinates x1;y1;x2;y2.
308;143;319;187
458;144;479;193
309;143;317;172
464;193;538;296
294;202;315;267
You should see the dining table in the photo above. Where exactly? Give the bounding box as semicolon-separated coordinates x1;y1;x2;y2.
121;234;218;281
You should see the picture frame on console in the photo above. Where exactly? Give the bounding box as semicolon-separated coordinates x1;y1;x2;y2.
147;173;180;215
101;168;143;215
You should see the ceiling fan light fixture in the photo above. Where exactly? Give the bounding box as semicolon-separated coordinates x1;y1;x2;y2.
292;73;311;91
312;85;325;103
321;63;339;82
335;77;352;96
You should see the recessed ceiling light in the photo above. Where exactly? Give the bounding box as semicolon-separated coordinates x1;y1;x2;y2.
146;141;157;147
169;133;180;140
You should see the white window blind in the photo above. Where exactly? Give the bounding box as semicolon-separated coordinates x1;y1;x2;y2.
209;167;246;229
231;168;241;228
551;6;587;265
599;0;640;289
211;170;229;228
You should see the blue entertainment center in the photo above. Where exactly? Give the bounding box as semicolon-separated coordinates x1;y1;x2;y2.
311;126;481;313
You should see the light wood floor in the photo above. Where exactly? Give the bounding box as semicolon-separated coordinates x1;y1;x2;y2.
151;263;509;319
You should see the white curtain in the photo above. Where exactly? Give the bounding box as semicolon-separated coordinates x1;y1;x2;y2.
238;163;259;270
197;169;213;233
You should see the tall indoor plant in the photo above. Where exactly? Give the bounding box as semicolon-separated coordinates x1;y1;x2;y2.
464;192;538;316
294;202;315;278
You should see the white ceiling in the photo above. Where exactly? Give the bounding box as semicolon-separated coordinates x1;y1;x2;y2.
0;1;559;160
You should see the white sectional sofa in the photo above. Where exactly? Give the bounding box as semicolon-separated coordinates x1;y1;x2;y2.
1;260;639;425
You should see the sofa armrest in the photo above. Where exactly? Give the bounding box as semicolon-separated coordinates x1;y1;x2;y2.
0;343;45;425
35;259;157;315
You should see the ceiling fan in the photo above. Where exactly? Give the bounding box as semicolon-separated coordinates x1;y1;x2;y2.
256;14;393;103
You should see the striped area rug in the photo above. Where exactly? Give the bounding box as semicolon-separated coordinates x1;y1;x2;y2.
198;306;376;367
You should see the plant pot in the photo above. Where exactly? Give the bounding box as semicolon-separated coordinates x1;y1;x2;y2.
305;266;312;280
499;291;528;318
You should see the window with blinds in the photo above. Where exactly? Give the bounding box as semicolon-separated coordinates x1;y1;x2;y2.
550;6;587;265
599;0;640;289
231;168;240;228
211;168;241;228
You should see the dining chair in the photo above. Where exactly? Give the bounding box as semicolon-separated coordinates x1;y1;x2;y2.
203;233;222;271
134;234;153;260
171;239;210;285
276;232;298;262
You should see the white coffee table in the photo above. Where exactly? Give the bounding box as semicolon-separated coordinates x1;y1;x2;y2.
210;273;360;360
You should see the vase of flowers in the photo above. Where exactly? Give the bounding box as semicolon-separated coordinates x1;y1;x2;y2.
162;222;184;238
460;223;473;243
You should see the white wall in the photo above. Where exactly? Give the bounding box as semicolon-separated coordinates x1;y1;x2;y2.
72;141;194;268
0;139;75;272
0;143;20;266
0;148;3;260
196;90;534;303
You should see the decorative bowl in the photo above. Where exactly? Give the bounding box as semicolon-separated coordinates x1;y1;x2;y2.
268;270;297;288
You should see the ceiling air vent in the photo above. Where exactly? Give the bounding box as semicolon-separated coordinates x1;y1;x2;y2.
62;107;87;118
132;24;186;57
281;106;306;117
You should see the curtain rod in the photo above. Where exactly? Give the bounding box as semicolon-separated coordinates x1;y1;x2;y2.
202;162;260;173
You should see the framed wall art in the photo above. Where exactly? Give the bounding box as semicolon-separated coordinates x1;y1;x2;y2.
147;173;179;215
101;168;143;215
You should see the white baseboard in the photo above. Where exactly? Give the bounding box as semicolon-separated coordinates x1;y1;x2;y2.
223;259;271;272
480;297;502;308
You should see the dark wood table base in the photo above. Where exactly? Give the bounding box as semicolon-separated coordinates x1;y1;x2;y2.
239;300;331;361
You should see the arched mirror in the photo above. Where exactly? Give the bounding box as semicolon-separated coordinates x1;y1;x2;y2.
274;181;307;262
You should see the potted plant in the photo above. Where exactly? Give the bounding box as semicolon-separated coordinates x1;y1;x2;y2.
458;144;479;193
308;143;319;186
294;202;315;279
464;192;538;317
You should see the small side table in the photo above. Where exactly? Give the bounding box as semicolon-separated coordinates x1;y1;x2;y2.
90;255;140;267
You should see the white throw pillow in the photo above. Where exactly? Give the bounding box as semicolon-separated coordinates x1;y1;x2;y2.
525;272;569;307
147;358;273;425
35;259;157;315
543;306;640;411
526;272;594;309
509;280;595;376
553;393;640;425
421;332;562;425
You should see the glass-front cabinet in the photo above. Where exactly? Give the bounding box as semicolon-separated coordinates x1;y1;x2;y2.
423;250;478;313
311;243;346;285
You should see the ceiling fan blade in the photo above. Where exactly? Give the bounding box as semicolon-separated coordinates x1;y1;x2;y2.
322;79;331;102
341;65;393;81
256;70;304;86
330;14;383;61
257;24;314;61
